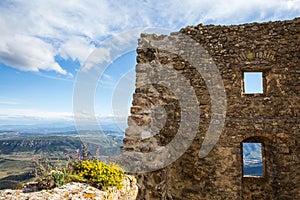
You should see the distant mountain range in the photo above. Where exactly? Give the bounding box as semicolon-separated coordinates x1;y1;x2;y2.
0;122;126;132
0;134;123;156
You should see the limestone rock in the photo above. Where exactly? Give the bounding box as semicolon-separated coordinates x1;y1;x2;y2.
0;175;138;200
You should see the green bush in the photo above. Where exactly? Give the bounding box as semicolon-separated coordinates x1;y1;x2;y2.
50;170;65;187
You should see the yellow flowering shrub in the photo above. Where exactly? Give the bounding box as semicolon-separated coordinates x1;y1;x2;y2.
72;160;125;190
34;144;127;191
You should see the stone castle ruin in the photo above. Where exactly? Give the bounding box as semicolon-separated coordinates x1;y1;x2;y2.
122;18;299;199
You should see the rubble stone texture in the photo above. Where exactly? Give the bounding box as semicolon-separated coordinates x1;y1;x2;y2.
123;18;300;199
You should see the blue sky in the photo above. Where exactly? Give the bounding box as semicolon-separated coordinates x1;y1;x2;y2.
0;0;299;126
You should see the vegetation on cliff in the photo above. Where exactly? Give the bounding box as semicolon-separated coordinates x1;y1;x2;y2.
33;144;126;191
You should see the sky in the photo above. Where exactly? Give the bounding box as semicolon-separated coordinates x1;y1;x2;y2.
0;0;299;127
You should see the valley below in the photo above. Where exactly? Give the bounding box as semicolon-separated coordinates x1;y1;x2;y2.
0;128;124;189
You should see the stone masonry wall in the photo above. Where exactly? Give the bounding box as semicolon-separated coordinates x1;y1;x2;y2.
123;18;300;199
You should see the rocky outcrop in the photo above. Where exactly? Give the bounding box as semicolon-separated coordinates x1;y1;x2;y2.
0;175;138;200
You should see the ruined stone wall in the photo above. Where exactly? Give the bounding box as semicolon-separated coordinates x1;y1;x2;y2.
123;18;300;199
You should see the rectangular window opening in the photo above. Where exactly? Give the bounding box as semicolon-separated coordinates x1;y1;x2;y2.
242;142;263;177
243;72;263;94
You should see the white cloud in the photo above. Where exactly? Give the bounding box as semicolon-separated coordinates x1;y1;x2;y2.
0;108;73;121
0;17;69;75
0;0;299;77
0;101;19;105
59;36;96;64
83;46;112;72
192;0;300;24
0;107;128;126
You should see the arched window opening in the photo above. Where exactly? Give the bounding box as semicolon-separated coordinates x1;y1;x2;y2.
242;142;264;177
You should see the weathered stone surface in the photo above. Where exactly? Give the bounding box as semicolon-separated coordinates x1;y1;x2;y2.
123;17;300;199
0;175;138;200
